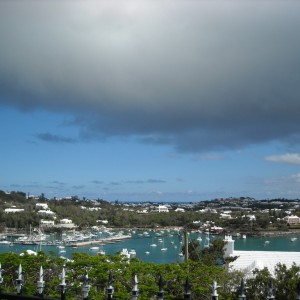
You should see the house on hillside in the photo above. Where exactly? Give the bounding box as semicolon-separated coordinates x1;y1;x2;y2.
40;219;55;227
36;203;49;210
4;207;24;213
284;215;300;224
156;205;169;213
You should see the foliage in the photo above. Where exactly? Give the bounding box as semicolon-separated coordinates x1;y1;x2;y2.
245;264;300;300
0;251;240;299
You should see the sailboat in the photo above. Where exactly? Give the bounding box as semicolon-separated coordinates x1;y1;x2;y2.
161;239;167;251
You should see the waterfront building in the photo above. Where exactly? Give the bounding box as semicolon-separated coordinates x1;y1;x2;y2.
284;215;300;224
224;235;300;277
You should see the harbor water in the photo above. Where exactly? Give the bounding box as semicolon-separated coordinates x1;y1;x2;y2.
1;230;300;264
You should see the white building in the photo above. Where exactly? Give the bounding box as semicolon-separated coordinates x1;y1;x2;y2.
224;235;300;277
37;209;56;217
36;203;49;210
157;205;169;213
4;208;24;213
40;219;55;227
56;218;77;228
284;215;300;224
175;208;185;212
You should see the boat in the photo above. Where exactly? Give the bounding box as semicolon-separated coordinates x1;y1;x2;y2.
145;251;150;255
291;237;297;242
129;249;136;257
160;239;167;251
90;246;100;251
150;243;157;247
264;241;270;245
97;249;106;255
242;234;246;239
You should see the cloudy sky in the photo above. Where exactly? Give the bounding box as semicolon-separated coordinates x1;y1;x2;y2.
1;0;300;202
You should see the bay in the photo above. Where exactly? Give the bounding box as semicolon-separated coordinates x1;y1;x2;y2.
1;230;300;264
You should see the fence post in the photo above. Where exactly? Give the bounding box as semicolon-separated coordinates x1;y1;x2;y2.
157;275;164;300
210;280;220;300
131;274;139;300
238;278;246;300
106;271;114;300
82;270;90;300
0;263;3;294
266;280;275;300
37;266;45;297
16;264;23;295
296;280;300;300
183;277;192;299
60;266;67;300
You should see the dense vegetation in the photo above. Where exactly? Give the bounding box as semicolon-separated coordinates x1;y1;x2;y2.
0;250;300;299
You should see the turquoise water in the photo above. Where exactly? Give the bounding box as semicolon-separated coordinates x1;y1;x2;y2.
1;230;300;264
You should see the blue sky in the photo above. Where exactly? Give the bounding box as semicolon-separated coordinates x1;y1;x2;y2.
1;1;300;202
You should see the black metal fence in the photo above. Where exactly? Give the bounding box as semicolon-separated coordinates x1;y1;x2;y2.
0;264;299;299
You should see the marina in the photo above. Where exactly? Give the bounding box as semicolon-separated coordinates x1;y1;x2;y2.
1;229;300;264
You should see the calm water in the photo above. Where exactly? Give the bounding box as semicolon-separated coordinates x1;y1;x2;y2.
1;230;300;264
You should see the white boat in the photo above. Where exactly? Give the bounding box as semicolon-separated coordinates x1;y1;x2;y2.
150;243;157;247
145;251;150;255
90;246;100;251
161;247;167;251
264;241;270;245
242;234;247;239
291;237;297;242
129;249;136;257
178;252;184;257
98;250;106;255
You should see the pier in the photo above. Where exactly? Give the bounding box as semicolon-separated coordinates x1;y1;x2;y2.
65;234;131;247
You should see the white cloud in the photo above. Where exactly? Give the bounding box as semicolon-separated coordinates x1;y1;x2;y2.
265;153;300;165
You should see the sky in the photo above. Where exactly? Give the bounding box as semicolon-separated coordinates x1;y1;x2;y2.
1;0;300;202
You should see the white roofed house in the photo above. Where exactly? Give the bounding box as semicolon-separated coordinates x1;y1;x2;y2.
157;205;169;213
224;236;300;277
56;218;77;228
40;219;55;227
284;215;300;224
174;208;185;212
35;203;49;210
37;209;56;218
4;208;25;213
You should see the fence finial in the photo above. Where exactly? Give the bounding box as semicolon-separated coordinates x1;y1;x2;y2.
16;264;23;295
267;280;275;300
82;270;90;300
106;271;114;299
37;266;45;296
131;274;139;300
0;263;3;293
183;277;192;299
60;266;67;300
238;278;246;300
297;280;300;300
210;280;220;300
157;275;164;300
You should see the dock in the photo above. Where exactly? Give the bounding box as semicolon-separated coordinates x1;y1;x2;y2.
65;234;132;247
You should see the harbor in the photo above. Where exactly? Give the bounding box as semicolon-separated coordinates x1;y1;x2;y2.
1;228;300;264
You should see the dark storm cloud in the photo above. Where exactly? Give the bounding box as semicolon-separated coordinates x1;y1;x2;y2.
1;1;300;152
